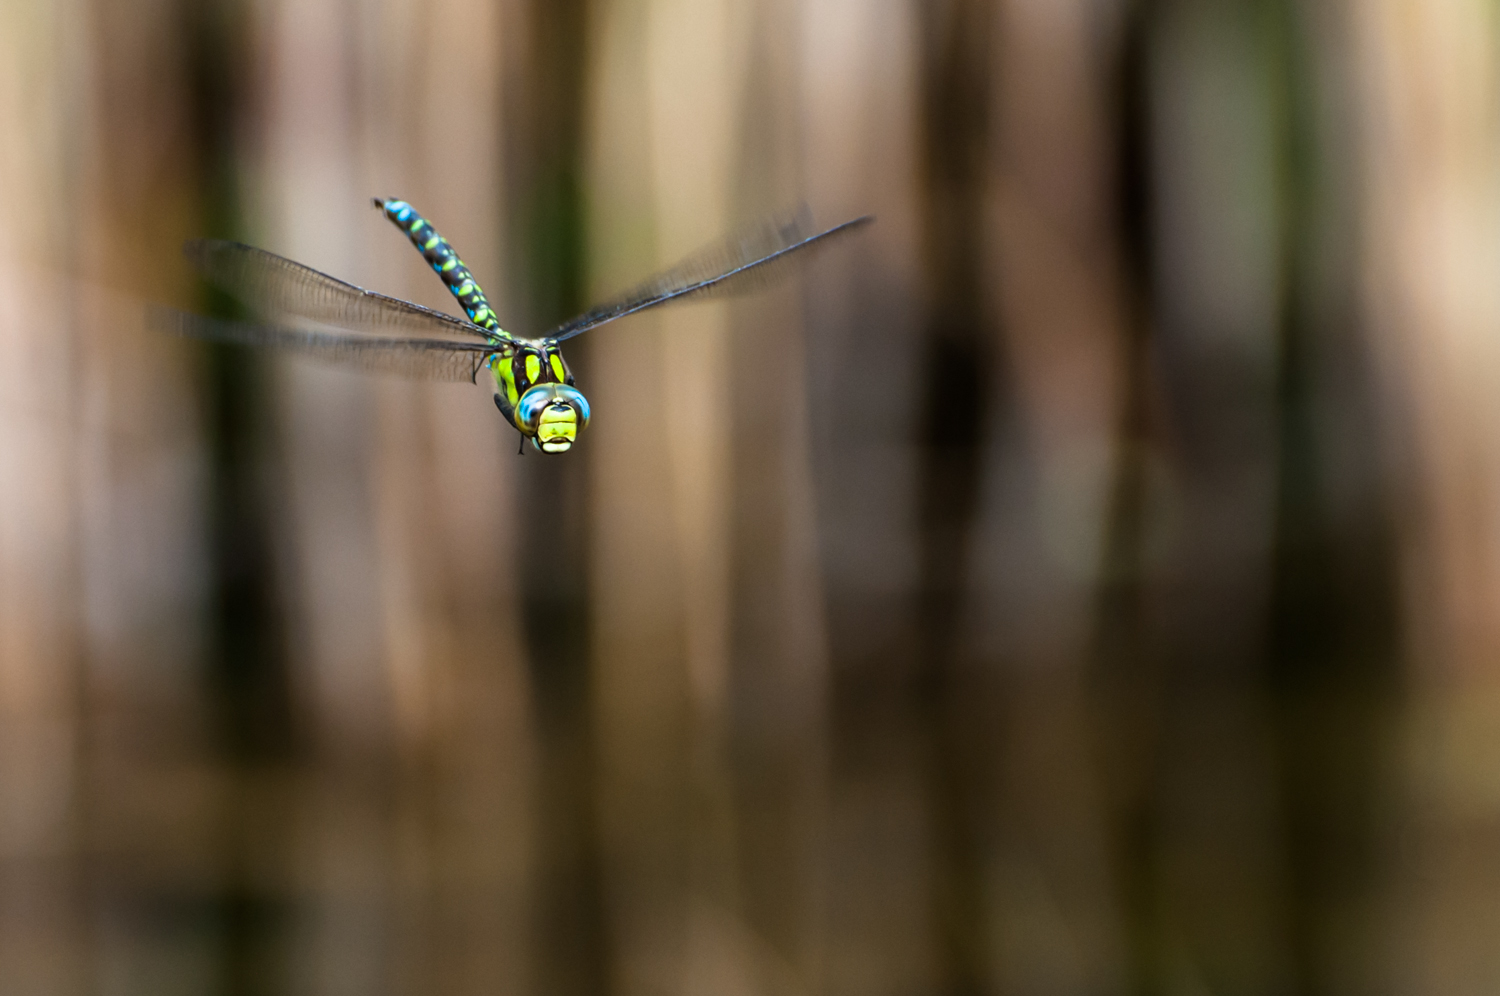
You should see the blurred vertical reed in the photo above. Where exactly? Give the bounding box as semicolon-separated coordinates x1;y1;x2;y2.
505;1;609;993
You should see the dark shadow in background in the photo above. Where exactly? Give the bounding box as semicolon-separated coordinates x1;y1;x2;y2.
504;2;611;993
913;2;999;994
1089;4;1165;993
1092;3;1403;995
183;0;300;993
1263;3;1402;994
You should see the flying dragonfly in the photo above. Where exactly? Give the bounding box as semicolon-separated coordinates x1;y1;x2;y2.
157;199;872;453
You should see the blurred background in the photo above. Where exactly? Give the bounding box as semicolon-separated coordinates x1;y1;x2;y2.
2;0;1499;993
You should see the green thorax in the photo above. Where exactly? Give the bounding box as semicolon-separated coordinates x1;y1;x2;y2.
488;341;575;432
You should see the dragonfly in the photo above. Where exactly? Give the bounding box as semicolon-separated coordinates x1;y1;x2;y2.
158;199;872;453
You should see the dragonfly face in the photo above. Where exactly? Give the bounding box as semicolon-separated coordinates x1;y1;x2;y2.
516;383;591;452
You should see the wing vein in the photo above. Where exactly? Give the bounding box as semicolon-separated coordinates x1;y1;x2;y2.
151;306;496;382
544;212;873;342
184;238;503;343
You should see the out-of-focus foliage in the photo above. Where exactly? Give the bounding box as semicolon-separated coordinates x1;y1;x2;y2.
1;0;1496;994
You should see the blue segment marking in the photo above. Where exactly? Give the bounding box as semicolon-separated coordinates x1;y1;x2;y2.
378;198;509;340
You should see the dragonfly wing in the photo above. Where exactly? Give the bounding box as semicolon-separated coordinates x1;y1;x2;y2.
542;211;874;342
152;306;495;383
184;239;498;343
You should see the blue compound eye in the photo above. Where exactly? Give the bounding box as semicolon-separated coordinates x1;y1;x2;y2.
563;387;590;427
516;387;553;433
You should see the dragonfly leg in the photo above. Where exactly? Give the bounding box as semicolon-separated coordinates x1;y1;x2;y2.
494;393;525;455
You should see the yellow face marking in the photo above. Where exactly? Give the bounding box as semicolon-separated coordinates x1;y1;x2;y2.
524;353;542;384
549;354;566;382
536;404;578;452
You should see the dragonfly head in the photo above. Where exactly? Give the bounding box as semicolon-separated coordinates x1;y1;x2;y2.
516;384;591;454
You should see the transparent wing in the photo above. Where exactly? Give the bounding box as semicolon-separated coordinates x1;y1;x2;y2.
184;239;499;343
542;211;874;342
151;306;495;383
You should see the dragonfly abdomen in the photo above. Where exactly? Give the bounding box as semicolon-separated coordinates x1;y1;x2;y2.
376;198;503;333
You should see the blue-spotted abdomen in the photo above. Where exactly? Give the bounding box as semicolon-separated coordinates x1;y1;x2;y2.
374;198;504;333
